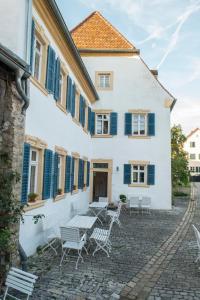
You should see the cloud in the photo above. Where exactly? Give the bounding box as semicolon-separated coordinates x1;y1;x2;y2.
157;3;200;69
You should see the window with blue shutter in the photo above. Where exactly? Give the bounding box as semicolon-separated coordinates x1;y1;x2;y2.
45;45;56;93
30;20;35;73
88;107;91;132
66;75;72;112
87;161;90;187
54;58;61;101
124;164;131;184
110;112;118;135
90;112;95;135
64;156;71;193
21;143;30;204
53;153;59;198
71;83;76;117
125;113;132;135
78;159;84;189
79;95;83;125
147;165;155;185
42;149;53;200
71;157;75;192
148;113;155;136
82;98;85;127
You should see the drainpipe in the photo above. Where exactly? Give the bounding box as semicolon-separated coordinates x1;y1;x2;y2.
15;69;30;115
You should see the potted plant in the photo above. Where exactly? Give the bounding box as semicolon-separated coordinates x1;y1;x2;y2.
57;188;63;195
73;185;77;191
107;202;117;210
119;194;127;203
28;193;38;203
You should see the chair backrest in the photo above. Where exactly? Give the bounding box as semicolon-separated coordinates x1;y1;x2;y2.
192;224;200;249
116;201;122;217
129;196;140;205
5;267;38;296
107;217;115;240
99;197;108;203
141;197;151;206
60;226;80;243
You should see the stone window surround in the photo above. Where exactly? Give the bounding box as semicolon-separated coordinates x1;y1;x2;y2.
95;71;113;91
54;146;67;202
92;109;113;138
128;160;150;188
128;109;150;139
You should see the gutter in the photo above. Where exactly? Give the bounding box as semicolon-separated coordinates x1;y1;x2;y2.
0;43;31;114
78;48;140;54
48;0;99;101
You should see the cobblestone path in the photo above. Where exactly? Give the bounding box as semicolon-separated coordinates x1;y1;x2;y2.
27;193;200;300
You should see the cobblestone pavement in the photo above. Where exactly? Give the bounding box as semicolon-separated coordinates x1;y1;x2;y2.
27;196;192;300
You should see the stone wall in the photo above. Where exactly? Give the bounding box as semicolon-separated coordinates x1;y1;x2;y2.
0;63;26;287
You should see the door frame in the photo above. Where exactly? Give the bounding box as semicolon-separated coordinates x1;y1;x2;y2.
90;159;113;203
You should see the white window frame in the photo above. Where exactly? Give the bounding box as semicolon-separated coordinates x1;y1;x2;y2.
28;148;39;194
131;164;147;185
190;141;195;148
57;155;62;190
99;73;111;88
33;38;43;82
132;113;147;136
96;113;110;135
190;154;196;160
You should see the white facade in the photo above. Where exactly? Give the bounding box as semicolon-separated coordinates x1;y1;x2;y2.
0;1;174;256
184;128;200;174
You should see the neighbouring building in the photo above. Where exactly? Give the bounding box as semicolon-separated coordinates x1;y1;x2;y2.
0;0;176;256
184;128;200;175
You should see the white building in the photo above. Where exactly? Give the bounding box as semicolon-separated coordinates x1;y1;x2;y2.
184;128;200;175
0;0;176;256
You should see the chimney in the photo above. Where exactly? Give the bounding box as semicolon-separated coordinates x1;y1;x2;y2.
151;69;158;78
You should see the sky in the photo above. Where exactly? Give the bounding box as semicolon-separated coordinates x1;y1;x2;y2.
56;0;200;135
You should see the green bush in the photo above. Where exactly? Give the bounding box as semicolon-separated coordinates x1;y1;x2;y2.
173;191;188;197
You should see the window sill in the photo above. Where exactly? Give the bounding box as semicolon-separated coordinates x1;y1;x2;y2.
72;117;80;126
56;103;67;115
82;186;87;191
83;127;89;135
24;200;44;211
30;77;48;96
96;87;113;91
128;184;150;188
92;134;113;138
72;189;79;195
128;135;150;139
53;194;66;202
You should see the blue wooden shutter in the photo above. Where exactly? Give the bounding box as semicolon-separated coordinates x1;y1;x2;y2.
42;149;53;200
147;165;155;185
30;20;35;73
21;143;30;204
87;161;90;187
71;157;75;192
71;83;76;117
78;159;84;189
64;156;71;193
46;45;56;93
88;106;91;132
79;95;83;124
124;164;131;184
148;113;155;136
54;58;61;101
82;98;85;127
90;112;95;135
66;75;72;112
110;112;118;135
53;153;59;198
125;113;132;135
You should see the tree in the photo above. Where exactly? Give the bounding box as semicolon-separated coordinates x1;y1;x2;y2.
171;125;189;190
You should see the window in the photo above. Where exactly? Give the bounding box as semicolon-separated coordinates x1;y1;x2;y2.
190;154;196;160
199;154;200;160
57;155;62;190
132;164;147;185
132;114;147;136
95;71;113;90
75;90;80;121
33;39;42;81
57;64;67;110
190;142;195;148
93;163;109;169
29;149;39;194
83;160;87;188
73;157;79;191
96;114;110;135
190;167;195;172
54;146;67;197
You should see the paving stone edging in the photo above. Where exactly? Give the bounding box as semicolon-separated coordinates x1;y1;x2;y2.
120;198;196;300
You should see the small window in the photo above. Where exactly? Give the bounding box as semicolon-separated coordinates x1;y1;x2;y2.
132;114;147;136
96;72;113;90
93;163;109;169
57;155;63;190
96;114;110;135
190;154;196;160
33;39;42;81
73;157;79;191
132;164;147;184
83;160;87;187
29;148;39;194
75;90;80;121
190;142;195;148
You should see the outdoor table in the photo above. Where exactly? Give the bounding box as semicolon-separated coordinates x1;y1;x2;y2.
89;202;108;225
66;215;97;230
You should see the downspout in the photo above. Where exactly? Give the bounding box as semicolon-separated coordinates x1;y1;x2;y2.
15;69;30;115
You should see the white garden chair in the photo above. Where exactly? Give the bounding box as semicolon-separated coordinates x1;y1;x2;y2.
192;224;200;262
59;226;88;269
107;201;122;227
89;218;114;257
42;218;60;255
3;267;38;300
99;197;108;203
141;196;151;214
129;196;140;215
